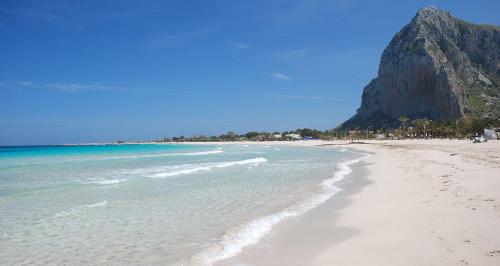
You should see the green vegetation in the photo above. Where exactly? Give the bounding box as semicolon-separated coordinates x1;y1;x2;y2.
468;85;487;114
150;115;499;143
155;128;337;142
391;115;499;139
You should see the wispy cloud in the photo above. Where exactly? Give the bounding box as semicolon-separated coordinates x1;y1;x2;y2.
0;5;62;22
12;81;188;94
18;81;35;87
263;93;333;101
232;42;251;49
274;49;308;61
48;83;126;93
145;27;215;49
272;72;294;80
0;2;158;24
16;81;127;92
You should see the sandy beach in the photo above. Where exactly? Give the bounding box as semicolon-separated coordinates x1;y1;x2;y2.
217;139;500;265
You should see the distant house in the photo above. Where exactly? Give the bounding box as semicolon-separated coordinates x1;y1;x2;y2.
273;134;282;139
484;128;499;140
286;133;302;140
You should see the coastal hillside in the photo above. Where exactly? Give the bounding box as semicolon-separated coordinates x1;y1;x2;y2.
339;6;500;129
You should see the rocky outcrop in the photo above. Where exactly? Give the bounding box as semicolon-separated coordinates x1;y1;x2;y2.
339;6;500;129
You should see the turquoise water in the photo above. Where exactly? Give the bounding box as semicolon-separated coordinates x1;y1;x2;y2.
0;143;366;265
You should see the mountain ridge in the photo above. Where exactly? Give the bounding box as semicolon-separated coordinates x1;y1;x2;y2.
338;6;500;130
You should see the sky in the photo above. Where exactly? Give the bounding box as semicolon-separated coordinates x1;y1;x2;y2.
1;0;499;145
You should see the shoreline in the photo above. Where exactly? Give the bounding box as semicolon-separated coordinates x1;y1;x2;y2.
186;145;371;265
6;140;499;265
216;145;373;266
217;139;500;265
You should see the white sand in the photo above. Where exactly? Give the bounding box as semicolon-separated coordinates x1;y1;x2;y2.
216;139;500;265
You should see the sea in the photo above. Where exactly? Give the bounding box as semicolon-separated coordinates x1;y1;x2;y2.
0;143;370;265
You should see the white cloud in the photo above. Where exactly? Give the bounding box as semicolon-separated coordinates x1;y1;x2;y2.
18;81;35;87
13;80;193;94
17;81;123;92
272;72;294;80
48;83;121;92
0;5;61;22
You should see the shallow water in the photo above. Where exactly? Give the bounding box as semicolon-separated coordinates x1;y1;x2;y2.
0;143;361;265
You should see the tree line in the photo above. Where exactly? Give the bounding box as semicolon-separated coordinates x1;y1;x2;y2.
156;128;326;142
150;115;499;143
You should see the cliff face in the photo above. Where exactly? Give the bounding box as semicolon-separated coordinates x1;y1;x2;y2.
339;6;500;129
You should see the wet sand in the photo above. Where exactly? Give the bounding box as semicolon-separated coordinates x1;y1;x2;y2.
216;139;500;265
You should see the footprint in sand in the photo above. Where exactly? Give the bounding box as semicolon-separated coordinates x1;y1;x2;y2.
486;250;500;257
459;259;469;265
475;195;495;202
463;239;473;245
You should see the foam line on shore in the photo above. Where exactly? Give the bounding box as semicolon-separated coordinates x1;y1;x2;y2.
192;152;373;265
147;157;267;178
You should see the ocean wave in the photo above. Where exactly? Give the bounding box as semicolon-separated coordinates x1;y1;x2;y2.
54;200;108;218
147;157;268;179
88;157;268;185
90;178;128;185
193;152;373;265
84;200;108;207
18;149;225;167
89;149;224;161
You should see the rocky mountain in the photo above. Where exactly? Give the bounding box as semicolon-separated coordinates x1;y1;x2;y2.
339;6;500;130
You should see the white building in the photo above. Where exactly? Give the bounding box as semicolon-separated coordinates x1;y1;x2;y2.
286;133;302;140
484;128;499;140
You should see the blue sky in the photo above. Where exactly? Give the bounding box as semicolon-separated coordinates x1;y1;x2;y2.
1;0;499;145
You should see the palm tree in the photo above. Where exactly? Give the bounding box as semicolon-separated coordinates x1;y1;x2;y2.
398;115;409;138
399;115;409;127
413;118;430;138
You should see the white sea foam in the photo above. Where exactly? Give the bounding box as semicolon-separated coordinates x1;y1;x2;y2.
84;200;108;207
54;209;78;218
45;149;224;165
87;157;268;185
91;178;128;185
163;149;223;156
194;152;373;265
54;200;108;218
148;157;268;178
95;149;224;160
